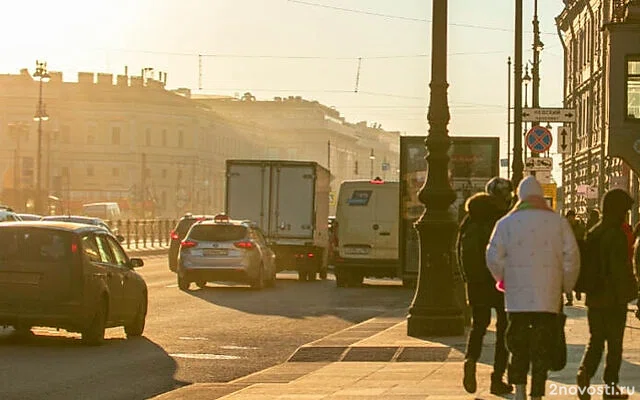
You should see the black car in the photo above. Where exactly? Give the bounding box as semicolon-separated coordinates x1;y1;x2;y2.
168;213;216;272
0;221;147;345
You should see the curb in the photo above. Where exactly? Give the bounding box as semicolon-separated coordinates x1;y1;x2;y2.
125;248;169;257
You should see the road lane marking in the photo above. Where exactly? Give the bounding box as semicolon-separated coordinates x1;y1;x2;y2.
170;353;242;360
179;336;209;341
220;345;259;350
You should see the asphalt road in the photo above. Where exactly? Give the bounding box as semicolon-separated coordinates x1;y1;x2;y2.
0;255;413;400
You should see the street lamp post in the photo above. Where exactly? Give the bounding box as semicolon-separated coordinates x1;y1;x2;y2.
369;148;375;179
33;60;50;214
530;0;544;161
522;66;532;160
512;0;524;187
407;0;464;337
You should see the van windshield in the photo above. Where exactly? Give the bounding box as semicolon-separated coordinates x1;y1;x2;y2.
0;228;72;263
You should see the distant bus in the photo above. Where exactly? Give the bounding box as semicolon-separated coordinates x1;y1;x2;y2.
82;202;121;221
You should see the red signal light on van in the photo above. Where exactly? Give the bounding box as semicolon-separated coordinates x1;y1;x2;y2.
170;230;179;240
369;177;384;184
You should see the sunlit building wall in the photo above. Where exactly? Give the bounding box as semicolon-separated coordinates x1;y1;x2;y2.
557;0;640;218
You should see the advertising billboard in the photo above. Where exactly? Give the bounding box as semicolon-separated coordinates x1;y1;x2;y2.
399;136;500;279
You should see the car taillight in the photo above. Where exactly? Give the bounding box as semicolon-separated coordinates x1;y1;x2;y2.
181;240;197;248
307;253;315;258
71;242;79;253
234;241;254;249
170;230;179;240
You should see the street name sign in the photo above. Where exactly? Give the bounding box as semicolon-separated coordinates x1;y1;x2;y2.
522;107;576;123
557;126;571;154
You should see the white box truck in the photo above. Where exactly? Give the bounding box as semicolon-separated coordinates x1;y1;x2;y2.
225;160;330;281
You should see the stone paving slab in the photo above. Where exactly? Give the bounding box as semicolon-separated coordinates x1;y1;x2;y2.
154;300;640;400
217;361;640;400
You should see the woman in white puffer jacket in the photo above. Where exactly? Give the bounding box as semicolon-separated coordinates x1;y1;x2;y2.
485;175;580;400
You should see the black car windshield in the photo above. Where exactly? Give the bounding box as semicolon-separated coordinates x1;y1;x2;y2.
188;225;247;242
0;228;72;263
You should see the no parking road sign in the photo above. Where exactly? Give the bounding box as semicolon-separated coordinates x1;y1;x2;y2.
526;125;553;153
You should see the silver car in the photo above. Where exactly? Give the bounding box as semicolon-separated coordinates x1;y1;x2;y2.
176;214;277;290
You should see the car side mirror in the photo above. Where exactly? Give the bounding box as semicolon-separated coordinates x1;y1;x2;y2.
117;234;125;243
129;258;144;268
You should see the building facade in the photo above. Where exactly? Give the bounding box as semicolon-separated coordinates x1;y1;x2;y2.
557;0;640;217
0;72;400;218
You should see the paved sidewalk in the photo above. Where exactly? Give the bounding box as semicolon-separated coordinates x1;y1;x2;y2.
154;302;640;399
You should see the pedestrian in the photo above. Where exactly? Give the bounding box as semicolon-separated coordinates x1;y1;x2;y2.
577;189;639;400
486;176;580;400
456;177;514;395
585;208;600;232
564;210;586;306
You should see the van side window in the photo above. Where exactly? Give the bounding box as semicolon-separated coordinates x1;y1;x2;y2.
95;235;115;264
347;190;372;206
82;235;101;263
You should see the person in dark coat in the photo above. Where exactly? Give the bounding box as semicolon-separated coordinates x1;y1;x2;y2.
457;177;513;395
577;189;639;400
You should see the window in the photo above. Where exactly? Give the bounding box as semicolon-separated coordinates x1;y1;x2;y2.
82;235;101;263
162;169;167;179
87;166;94;177
95;235;115;263
178;130;184;147
627;57;640;119
112;127;121;145
162;129;167;146
106;236;128;267
112;167;119;177
88;125;96;144
0;228;71;263
189;225;247;241
347;190;372;206
145;128;152;146
60;125;71;144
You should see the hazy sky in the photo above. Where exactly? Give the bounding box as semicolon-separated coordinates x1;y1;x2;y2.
1;0;566;180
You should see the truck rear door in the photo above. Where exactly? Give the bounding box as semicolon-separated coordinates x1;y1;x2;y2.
226;162;270;231
269;163;315;239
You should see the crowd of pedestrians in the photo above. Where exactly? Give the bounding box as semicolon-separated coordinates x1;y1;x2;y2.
456;175;640;400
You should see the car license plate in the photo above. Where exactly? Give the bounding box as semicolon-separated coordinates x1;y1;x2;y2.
344;247;370;255
204;249;228;256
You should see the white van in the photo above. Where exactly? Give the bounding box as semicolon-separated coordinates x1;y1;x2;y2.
82;202;121;221
334;178;400;287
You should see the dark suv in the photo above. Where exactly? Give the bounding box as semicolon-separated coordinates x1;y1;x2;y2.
168;214;216;272
0;221;147;345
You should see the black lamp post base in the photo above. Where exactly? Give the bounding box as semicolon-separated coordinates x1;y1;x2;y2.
407;307;465;337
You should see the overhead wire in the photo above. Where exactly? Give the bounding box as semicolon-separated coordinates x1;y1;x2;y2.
286;0;559;36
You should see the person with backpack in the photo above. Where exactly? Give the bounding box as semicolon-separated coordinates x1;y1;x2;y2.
576;188;639;400
456;177;513;395
485;176;580;400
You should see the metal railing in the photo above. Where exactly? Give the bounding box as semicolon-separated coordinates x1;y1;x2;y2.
106;219;177;249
